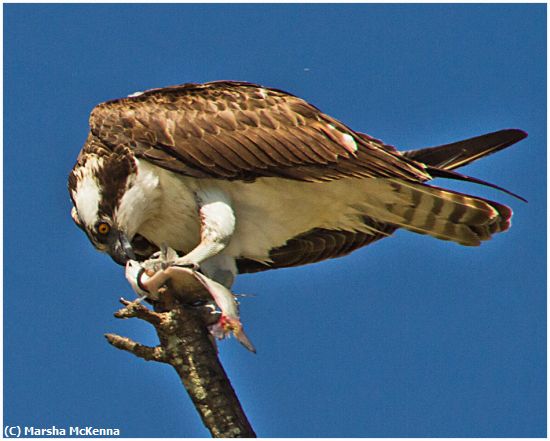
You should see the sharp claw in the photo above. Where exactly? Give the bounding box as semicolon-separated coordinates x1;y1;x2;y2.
173;262;199;271
126;249;256;352
136;268;151;294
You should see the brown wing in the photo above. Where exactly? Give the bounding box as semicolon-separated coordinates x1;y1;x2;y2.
237;218;397;274
89;81;430;183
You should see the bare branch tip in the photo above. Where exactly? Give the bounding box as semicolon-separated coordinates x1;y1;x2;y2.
114;298;163;326
104;333;167;363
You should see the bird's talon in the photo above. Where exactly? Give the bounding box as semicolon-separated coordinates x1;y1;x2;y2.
173;262;199;271
136;268;151;294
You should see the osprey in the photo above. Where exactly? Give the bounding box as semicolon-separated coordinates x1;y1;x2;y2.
68;81;526;289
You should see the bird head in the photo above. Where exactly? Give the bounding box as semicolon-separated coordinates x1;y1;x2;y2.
70;205;136;265
68;140;158;265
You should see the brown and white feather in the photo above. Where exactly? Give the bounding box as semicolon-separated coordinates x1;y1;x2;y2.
68;81;525;274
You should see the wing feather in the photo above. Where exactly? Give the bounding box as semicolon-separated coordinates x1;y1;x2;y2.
271;126;329;164
221;132;270;169
193;138;242;172
251;127;300;166
235;131;279;167
203;134;257;171
89;81;430;182
237;221;396;274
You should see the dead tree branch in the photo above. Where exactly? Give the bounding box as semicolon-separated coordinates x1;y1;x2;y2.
106;283;256;437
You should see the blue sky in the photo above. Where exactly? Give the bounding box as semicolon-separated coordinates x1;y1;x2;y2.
4;4;546;437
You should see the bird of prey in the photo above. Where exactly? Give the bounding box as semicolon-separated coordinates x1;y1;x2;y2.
68;81;526;289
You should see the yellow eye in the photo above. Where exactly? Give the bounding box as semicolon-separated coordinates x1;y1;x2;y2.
97;222;111;235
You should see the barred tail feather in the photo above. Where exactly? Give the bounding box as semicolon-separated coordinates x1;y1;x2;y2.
361;179;512;246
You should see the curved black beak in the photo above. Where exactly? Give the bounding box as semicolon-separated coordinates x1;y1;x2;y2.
109;231;137;266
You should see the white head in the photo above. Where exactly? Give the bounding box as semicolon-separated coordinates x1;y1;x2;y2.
68;149;160;264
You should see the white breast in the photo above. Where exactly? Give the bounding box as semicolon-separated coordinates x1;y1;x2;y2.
135;161;376;263
135;163;202;253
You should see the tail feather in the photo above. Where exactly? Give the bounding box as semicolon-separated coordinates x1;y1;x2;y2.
355;129;525;245
357;129;527;200
361;179;512;246
425;166;527;202
403;129;527;171
381;129;523;244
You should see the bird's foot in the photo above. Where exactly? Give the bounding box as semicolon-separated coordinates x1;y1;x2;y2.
125;260;159;299
125;248;256;352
